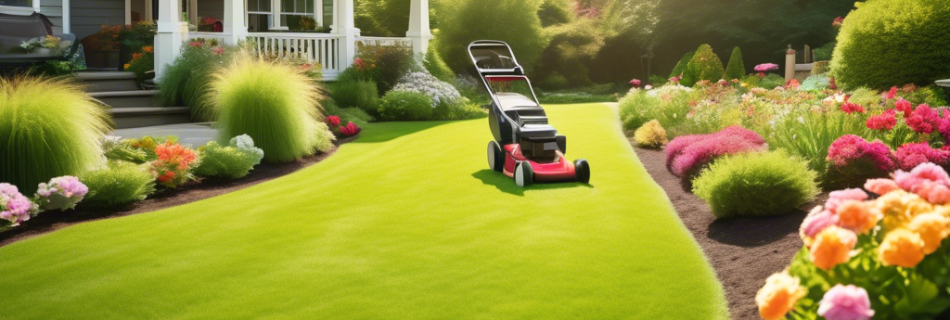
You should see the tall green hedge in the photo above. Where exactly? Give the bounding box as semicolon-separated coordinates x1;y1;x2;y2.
724;47;745;80
437;0;548;73
681;44;724;87
830;0;950;90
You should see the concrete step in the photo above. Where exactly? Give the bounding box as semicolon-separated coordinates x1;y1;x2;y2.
75;71;141;93
90;90;160;109
111;106;191;129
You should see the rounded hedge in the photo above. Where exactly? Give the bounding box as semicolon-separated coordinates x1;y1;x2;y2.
681;44;724;87
378;90;434;121
330;80;380;116
693;151;819;219
830;0;950;90
0;77;109;194
437;0;547;73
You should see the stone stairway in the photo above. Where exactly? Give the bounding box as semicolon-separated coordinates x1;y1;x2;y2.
76;71;191;129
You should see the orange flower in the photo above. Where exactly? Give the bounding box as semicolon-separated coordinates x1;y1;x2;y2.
123;63;131;70
835;200;878;234
907;213;950;254
142;46;154;53
879;228;926;267
756;272;807;320
810;226;857;270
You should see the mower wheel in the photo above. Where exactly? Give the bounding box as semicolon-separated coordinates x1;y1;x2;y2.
575;159;590;184
487;141;504;172
515;162;534;187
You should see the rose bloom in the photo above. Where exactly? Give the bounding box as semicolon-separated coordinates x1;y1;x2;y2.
756;272;806;320
810;226;857;270
801;206;838;246
864;178;899;195
835;200;878;235
818;285;874;320
879;228;926;267
908;213;950;254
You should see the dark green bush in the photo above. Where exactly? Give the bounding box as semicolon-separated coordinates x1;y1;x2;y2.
330;80;380;116
681;44;724;87
538;74;569;90
813;41;835;61
79;161;155;208
669;51;694;78
538;0;573;27
536;19;604;87
437;0;548;73
693;151;819;219
830;0;950;90
378;90;434;121
724;47;745;80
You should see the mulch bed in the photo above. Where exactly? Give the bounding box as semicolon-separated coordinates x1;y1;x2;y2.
0;136;358;248
632;143;828;320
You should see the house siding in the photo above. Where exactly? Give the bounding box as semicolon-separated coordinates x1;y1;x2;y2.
39;0;63;32
71;0;125;41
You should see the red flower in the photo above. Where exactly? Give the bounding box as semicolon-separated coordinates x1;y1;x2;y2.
840;102;865;114
905;104;940;134
866;110;897;131
886;86;898;100
629;79;642;87
340;122;361;136
327;115;341;127
829;77;837;90
895;98;913;116
833;16;844;27
157;171;176;183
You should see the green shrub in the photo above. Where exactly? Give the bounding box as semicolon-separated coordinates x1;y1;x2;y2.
437;0;548;73
194;135;265;179
847;88;882;109
423;39;455;83
669;51;694;78
536;19;604;87
681;44;724;87
79;161;155;208
619;90;655;131
350;44;413;94
537;91;616;104
904;85;949;107
539;74;569;90
0;77;108;194
157;45;213;106
830;0;950;90
329;80;380;115
102;136;148;164
324;100;375;127
378;90;434;121
633;120;668;148
811;60;830;75
156;43;232;121
768;110;866;174
723;47;746;80
537;0;573;27
813;41;835;61
693;151;819;218
211;52;334;163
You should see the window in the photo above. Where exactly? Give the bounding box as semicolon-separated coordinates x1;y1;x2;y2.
280;0;313;27
247;0;272;32
322;0;332;27
0;0;32;7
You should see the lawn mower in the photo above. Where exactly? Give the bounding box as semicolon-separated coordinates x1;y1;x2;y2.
468;40;590;187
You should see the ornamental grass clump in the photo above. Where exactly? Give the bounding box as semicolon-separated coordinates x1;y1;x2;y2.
665;126;767;179
760;162;950;320
824;135;897;189
194;135;264;179
633;120;667;148
0;76;109;194
79;162;155;208
692;150;818;218
211;52;334;163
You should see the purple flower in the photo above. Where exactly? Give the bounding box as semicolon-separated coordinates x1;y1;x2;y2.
35;176;88;211
818;285;874;320
0;183;38;226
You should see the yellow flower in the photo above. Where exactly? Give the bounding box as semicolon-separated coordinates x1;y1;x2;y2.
879;229;925;267
874;190;932;231
908;213;950;254
123;63;131;70
810;226;857;270
836;200;878;234
756;271;807;320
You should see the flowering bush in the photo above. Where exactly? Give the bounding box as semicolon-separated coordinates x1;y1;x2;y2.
895;142;950;170
326;115;362;137
0;183;37;227
125;46;154;81
391;72;462;108
825;135;896;188
665;126;767;178
759;162;950;320
150;141;199;188
34;176;87;211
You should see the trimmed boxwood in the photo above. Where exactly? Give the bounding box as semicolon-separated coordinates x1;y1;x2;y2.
723;47;745;80
681;44;724;87
378;90;433;121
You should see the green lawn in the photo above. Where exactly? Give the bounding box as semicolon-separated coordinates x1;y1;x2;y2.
0;103;727;320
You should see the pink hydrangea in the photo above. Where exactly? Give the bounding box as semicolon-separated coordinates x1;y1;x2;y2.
801;206;838;240
629;79;642;87
827;135;896;172
0;183;37;227
818;285;875;320
893;162;950;192
34;176;88;211
895;142;950;170
666;126;767;178
864;178;900;195
914;181;950;204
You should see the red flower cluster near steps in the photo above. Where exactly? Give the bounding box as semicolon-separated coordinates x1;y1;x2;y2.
665;126;767;178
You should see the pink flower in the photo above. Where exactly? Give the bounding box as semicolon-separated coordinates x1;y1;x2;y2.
818;285;875;320
211;47;225;55
864;178;900;195
893;162;950;192
754;63;780;72
0;183;37;226
827;135;896;172
829;77;838;90
825;188;869;214
895;98;912;115
895;143;950;170
666;126;767;178
833;16;844;27
34;176;88;211
886;86;899;100
327;115;341;127
905;104;939;134
629;79;641;87
914;181;950;204
188;41;203;47
339;122;361;136
866;110;896;131
669;75;682;84
801;206;838;240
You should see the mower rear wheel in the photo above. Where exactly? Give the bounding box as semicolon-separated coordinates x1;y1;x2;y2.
487;141;504;172
574;159;591;184
515;162;534;187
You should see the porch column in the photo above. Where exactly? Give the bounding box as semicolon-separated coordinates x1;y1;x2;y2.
406;0;431;55
188;0;199;25
155;0;187;79
223;0;248;45
270;0;282;30
32;0;39;13
334;0;360;65
62;0;70;33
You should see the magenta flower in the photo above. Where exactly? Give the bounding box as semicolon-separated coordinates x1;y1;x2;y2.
629;79;642;87
754;63;779;72
818;285;874;320
666;126;767;178
905;104;940;134
825;188;869;214
895;143;950;170
0;183;37;227
35;176;88;211
827;135;897;172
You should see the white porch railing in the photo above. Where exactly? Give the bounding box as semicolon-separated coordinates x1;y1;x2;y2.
247;32;343;79
186;32;232;45
356;36;413;51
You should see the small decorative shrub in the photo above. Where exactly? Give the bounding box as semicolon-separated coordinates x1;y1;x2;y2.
378;90;434;121
894;142;950;170
680;44;725;87
665;126;767;179
0;77;108;194
329;80;380;115
79;162;155;208
348;44;413;94
124;46;154;81
102;136;148;164
194;134;264;179
211;52;334;163
391;71;462;108
723;47;746;80
800;75;832;91
830;0;950;90
633;120;668;148
34;176;88;211
825;135;896;189
150;141;199;188
0;183;38;227
693;150;819;218
760;163;950;320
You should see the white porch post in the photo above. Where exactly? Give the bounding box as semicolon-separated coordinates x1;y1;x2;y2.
223;0;248;45
315;0;323;27
334;0;359;65
125;0;131;24
188;0;199;25
31;0;40;13
155;0;187;79
406;0;431;55
62;0;70;33
270;0;282;30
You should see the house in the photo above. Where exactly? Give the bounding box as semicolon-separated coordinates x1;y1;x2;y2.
0;0;433;80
